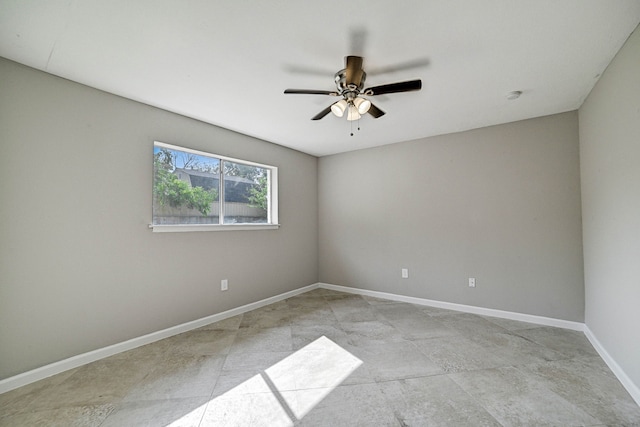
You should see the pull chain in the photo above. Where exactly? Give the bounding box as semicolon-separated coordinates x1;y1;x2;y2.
349;117;362;137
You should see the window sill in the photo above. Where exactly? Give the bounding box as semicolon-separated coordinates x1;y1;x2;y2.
150;224;280;233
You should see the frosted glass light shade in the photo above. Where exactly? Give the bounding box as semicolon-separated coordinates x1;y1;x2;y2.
353;97;371;114
346;105;361;121
331;99;348;117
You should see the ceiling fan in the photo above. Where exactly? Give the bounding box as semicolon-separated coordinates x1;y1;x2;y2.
284;55;422;121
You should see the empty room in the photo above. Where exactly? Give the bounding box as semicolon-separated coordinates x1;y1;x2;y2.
1;1;639;426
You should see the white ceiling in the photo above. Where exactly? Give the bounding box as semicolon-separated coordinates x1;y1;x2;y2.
1;1;639;157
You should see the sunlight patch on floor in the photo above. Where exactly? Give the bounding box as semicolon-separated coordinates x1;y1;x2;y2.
166;336;362;426
265;335;363;419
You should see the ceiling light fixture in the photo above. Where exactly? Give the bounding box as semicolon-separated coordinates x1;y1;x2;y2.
331;96;371;119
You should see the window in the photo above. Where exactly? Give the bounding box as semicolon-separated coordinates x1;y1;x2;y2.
151;141;278;232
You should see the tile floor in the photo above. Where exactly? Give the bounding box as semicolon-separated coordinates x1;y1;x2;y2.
1;288;639;426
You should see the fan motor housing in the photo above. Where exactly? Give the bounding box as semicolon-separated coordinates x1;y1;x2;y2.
335;69;367;94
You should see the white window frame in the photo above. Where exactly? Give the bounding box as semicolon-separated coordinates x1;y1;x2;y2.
150;141;279;232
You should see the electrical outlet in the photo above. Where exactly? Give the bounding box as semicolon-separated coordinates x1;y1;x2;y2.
402;268;409;279
221;279;228;291
468;278;476;288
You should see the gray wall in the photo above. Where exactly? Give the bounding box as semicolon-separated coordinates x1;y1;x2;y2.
579;26;640;388
319;112;584;321
0;58;318;380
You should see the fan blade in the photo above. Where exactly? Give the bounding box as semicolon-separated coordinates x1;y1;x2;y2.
364;79;422;96
368;58;430;76
311;105;333;120
368;103;385;119
283;64;335;76
284;89;339;95
345;56;364;88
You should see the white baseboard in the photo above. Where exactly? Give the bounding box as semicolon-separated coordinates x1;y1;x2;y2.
0;283;319;395
318;283;584;331
584;326;640;405
320;282;640;405
4;282;638;408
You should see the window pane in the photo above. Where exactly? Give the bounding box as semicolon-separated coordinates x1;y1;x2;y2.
153;145;221;225
223;161;268;224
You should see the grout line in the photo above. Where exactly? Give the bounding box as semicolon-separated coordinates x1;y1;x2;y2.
320;282;640;408
260;372;298;423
